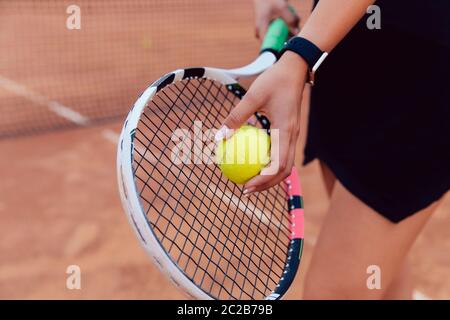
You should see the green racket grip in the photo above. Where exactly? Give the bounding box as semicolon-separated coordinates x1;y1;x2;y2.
260;18;289;54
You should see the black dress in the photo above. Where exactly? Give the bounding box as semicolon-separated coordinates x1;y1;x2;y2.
304;0;450;222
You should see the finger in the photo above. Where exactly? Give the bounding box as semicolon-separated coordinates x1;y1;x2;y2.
255;15;270;40
223;93;261;130
253;169;291;194
246;139;295;194
279;6;300;34
247;116;257;126
257;22;269;40
253;137;296;192
254;3;271;40
243;127;290;192
215;93;261;142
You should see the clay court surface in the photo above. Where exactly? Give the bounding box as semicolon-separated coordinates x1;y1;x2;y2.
1;1;449;299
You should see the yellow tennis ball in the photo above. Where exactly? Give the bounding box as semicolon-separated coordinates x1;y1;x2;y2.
216;125;270;184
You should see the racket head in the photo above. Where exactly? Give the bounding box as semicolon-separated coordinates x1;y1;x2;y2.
117;67;304;300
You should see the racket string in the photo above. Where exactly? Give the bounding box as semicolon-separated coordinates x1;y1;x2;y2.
133;78;291;299
153;83;283;288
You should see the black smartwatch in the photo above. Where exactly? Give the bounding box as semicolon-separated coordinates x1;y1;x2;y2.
280;37;328;85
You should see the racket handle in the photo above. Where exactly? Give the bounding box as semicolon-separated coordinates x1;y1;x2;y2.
260;5;298;54
260;18;289;54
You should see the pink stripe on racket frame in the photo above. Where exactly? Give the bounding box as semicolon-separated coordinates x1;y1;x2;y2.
285;167;304;240
290;208;304;239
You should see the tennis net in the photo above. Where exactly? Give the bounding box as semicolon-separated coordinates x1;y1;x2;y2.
0;0;261;138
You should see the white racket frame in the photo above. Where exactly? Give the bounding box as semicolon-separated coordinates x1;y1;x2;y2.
117;50;286;300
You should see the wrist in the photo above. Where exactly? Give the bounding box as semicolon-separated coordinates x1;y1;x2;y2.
280;36;328;85
278;51;308;76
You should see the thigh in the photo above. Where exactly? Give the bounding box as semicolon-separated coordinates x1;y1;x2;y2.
319;161;335;197
383;259;413;300
303;180;439;299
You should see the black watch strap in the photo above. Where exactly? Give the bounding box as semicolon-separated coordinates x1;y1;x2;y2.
280;37;328;85
280;37;322;68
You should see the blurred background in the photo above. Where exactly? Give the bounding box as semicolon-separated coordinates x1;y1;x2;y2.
0;0;449;299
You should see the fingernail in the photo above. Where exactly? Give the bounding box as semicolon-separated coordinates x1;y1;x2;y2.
215;126;233;142
260;167;274;176
247;117;256;126
243;187;256;195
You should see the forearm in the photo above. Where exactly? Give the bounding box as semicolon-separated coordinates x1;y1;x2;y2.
298;0;376;52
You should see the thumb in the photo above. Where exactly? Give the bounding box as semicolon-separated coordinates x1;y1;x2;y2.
215;94;260;141
279;6;300;34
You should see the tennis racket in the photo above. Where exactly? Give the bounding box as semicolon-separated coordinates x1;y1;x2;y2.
117;18;304;300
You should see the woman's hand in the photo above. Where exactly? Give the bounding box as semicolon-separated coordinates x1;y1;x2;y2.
216;52;308;195
253;0;300;39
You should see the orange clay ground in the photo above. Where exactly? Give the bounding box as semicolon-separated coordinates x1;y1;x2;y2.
1;100;449;299
0;0;449;300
